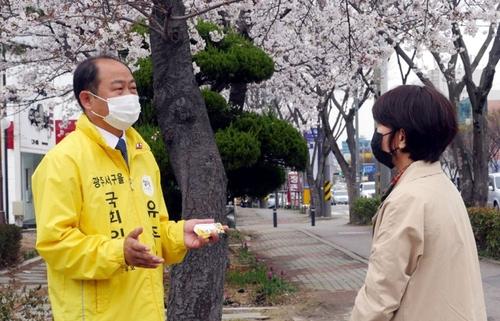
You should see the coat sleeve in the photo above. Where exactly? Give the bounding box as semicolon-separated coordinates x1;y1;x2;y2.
350;195;425;321
156;170;188;265
33;153;125;280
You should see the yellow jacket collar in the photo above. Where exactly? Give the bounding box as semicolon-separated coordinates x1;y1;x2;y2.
75;114;151;153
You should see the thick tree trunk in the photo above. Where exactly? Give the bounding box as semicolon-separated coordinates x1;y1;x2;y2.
453;23;499;206
150;2;228;320
304;128;329;217
320;107;360;223
345;169;358;223
305;157;324;219
470;24;500;206
446;87;474;205
326;137;358;223
317;126;331;218
471;112;489;206
344;119;360;223
446;96;487;207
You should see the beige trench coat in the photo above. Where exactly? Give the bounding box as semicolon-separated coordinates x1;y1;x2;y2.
350;161;487;321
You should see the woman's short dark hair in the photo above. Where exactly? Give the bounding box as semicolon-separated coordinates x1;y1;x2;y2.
372;85;458;162
73;55;126;109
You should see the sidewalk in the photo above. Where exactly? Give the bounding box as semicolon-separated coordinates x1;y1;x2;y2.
237;207;363;320
3;207;498;320
0;257;47;286
237;206;500;321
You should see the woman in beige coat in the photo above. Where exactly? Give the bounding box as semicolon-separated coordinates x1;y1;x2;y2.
350;85;487;321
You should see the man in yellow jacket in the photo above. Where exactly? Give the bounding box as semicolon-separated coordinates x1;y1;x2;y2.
32;55;220;321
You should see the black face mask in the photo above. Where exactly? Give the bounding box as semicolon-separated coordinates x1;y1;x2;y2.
371;131;395;169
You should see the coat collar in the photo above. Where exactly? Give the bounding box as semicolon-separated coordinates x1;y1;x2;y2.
396;160;443;187
371;161;443;226
75;114;151;154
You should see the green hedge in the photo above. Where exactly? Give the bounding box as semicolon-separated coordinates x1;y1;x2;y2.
468;207;500;259
351;197;381;225
0;224;22;268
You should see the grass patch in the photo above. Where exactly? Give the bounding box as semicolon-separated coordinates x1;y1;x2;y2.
22;249;38;261
227;229;245;243
226;244;296;305
163;229;295;307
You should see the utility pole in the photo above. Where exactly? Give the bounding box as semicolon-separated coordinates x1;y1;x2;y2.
317;121;323;217
354;89;361;190
0;43;6;224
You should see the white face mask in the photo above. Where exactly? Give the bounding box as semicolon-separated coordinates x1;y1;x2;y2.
87;92;141;130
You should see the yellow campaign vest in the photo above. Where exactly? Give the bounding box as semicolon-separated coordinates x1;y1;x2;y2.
33;115;187;321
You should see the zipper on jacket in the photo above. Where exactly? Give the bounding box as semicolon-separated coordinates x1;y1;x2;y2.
126;148;142;192
81;281;85;321
127;150;145;192
129;176;135;191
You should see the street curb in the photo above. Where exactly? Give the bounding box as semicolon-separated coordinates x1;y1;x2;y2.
480;256;500;266
297;229;369;265
0;256;43;276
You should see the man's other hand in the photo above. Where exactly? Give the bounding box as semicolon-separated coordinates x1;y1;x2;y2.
124;227;164;268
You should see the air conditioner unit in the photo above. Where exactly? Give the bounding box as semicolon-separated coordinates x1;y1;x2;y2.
12;200;24;226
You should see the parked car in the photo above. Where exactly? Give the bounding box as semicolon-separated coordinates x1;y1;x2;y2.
360;181;376;198
332;189;349;205
267;194;276;208
488;173;500;210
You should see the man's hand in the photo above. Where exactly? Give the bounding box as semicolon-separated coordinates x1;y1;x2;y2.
184;219;228;249
124;227;164;268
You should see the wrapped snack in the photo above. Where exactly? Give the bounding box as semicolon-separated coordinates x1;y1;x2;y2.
194;223;225;239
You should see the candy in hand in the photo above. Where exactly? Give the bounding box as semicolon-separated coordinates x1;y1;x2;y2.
193;223;225;239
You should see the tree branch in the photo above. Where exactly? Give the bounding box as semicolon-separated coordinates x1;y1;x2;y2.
452;22;475;88
171;0;244;20
478;23;500;101
260;0;283;46
391;40;433;86
471;22;496;71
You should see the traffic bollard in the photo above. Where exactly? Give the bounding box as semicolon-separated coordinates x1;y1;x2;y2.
311;206;315;226
273;207;277;228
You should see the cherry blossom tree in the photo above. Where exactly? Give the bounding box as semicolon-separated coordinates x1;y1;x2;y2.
3;2;498;319
357;0;500;206
245;1;389;221
247;0;500;208
0;1;248;320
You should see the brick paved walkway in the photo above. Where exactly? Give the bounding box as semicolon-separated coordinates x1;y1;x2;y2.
237;207;369;320
250;231;366;292
0;257;47;286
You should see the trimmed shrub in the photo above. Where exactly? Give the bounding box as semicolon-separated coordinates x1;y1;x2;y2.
352;197;381;225
468;207;500;259
0;280;51;321
0;224;22;268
